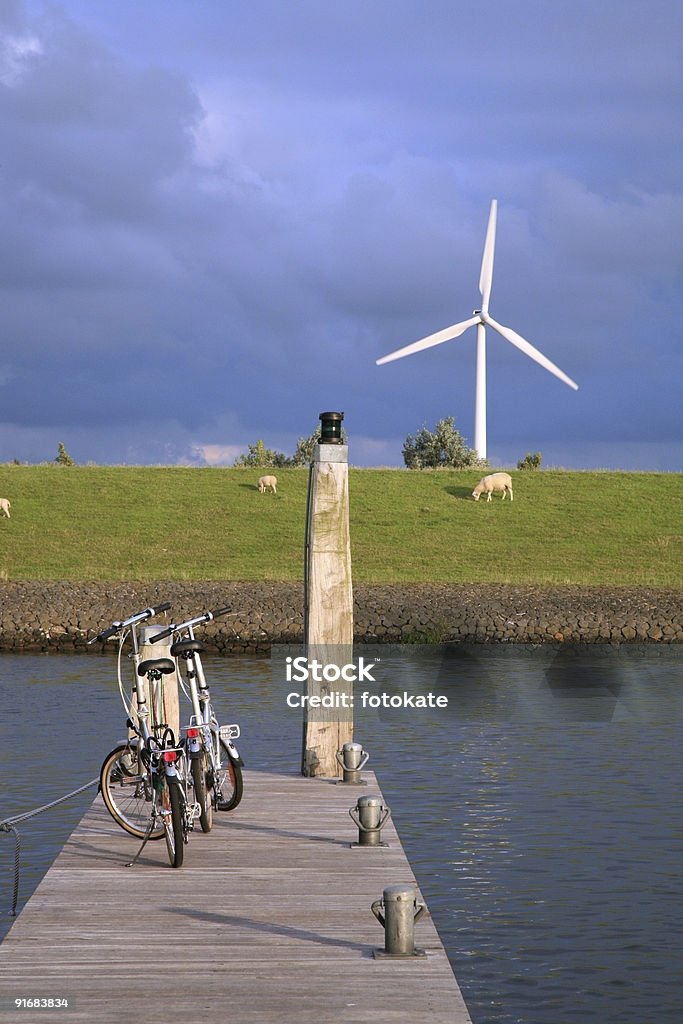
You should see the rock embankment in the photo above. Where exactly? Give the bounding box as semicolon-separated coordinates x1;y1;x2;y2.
0;581;681;652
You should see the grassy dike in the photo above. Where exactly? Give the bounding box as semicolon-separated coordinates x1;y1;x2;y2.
0;464;681;586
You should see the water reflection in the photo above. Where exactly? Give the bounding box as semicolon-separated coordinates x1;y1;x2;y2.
1;647;682;1024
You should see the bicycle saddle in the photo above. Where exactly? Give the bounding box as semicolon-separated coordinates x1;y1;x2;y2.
170;639;205;657
137;658;176;677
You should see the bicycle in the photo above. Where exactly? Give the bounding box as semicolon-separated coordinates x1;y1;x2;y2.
92;604;199;868
150;606;244;831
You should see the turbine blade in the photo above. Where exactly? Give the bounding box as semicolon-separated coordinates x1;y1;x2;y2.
479;199;497;314
376;316;480;365
484;314;579;390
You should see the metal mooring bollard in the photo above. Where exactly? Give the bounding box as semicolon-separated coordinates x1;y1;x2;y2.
348;795;391;847
371;884;427;959
335;741;369;784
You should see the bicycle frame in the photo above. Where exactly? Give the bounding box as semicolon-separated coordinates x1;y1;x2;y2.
150;608;243;813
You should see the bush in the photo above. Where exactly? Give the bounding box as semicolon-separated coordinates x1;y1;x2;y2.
55;442;75;466
234;424;349;469
233;439;288;468
517;451;542;471
402;417;484;470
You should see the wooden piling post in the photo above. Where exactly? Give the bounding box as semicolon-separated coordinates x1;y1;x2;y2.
302;415;353;778
137;624;180;739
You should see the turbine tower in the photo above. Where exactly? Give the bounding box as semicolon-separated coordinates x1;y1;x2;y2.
376;200;578;460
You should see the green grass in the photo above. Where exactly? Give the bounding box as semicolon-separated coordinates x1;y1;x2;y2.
0;465;681;585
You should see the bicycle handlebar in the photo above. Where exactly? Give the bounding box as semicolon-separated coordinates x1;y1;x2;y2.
90;624;119;643
88;602;172;644
148;606;233;643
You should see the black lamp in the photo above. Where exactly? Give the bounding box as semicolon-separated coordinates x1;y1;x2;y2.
319;411;344;445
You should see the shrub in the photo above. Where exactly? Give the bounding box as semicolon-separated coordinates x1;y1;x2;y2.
517;451;542;471
55;442;75;466
402;417;484;469
233;439;289;468
234;425;349;469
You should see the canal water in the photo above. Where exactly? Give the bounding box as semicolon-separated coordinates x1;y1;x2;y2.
1;646;681;1024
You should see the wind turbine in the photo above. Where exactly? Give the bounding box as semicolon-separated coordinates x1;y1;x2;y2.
375;200;578;460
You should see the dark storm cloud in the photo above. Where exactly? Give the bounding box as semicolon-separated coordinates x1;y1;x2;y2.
1;0;682;467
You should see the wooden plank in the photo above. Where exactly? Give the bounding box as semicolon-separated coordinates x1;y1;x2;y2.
0;771;472;1024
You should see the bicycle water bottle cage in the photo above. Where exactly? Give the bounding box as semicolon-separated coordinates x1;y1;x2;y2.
170;639;205;658
137;658;175;678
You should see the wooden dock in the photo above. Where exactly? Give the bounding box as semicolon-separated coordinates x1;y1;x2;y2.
0;769;472;1023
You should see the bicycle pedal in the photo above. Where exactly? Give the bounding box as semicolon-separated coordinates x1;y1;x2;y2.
219;723;240;740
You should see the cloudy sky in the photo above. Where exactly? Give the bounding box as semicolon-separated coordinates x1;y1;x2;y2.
1;0;681;469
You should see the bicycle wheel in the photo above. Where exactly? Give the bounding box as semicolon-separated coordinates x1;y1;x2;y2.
191;751;213;833
162;778;185;868
214;738;244;811
99;744;164;841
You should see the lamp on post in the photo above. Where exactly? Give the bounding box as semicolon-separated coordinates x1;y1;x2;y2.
319;411;344;445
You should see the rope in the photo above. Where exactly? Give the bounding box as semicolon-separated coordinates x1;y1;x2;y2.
1;777;98;828
1;776;99;917
0;824;20;917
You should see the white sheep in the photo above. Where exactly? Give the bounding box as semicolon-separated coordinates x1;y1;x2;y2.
472;472;513;502
258;475;277;494
0;498;10;518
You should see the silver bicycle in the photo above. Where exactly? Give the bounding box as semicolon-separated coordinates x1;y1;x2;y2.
93;604;200;868
150;607;243;832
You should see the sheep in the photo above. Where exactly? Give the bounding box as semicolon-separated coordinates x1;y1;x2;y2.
258;475;277;494
472;472;513;502
0;498;10;518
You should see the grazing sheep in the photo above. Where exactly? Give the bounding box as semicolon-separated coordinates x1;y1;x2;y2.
0;498;10;518
258;475;277;494
472;472;513;502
